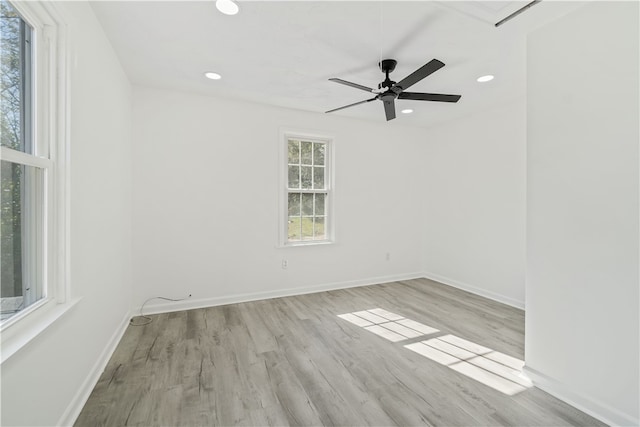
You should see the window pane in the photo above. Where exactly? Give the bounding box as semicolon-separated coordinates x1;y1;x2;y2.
314;217;325;239
287;140;299;164
287;217;301;241
288;165;299;189
314;193;326;216
283;136;331;245
1;161;44;322
0;1;32;154
301;141;312;165
301;193;313;216
301;217;314;240
300;166;312;189
313;143;325;165
313;166;324;190
288;193;300;216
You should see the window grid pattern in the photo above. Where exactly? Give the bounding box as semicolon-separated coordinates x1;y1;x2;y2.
287;139;327;242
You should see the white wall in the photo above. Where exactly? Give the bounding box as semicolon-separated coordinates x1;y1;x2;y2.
421;100;527;308
5;2;636;425
0;2;133;426
131;87;424;312
526;1;639;425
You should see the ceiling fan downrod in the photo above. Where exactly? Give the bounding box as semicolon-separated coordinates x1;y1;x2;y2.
378;59;397;90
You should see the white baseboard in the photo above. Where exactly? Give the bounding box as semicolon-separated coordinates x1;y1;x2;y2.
134;272;425;316
524;366;639;427
422;271;525;310
57;310;131;427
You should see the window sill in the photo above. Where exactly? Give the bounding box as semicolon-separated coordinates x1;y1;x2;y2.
279;240;335;248
0;297;81;364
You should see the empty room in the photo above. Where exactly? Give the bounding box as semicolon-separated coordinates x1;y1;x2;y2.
0;0;638;426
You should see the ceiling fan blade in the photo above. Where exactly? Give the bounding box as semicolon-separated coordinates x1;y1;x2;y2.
398;92;461;103
383;98;396;121
325;97;377;114
396;59;445;91
329;78;374;93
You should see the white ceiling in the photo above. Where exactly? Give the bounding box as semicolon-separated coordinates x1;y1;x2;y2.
90;1;584;129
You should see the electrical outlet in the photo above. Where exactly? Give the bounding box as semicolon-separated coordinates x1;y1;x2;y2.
282;259;288;269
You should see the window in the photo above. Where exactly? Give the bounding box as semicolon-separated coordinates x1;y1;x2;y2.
282;133;333;245
0;0;67;331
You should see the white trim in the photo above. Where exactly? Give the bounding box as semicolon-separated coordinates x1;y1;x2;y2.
422;271;525;310
10;1;55;32
523;366;639;427
278;128;336;247
134;272;425;316
0;297;80;364
44;0;71;305
1;0;70;329
57;310;132;427
281;239;334;248
0;296;48;331
0;147;53;169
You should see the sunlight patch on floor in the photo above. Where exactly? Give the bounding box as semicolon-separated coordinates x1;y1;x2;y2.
337;308;439;342
405;334;532;396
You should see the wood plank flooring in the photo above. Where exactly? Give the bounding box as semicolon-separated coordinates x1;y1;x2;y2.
75;279;606;426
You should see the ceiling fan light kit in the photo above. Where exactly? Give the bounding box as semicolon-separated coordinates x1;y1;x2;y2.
326;58;461;121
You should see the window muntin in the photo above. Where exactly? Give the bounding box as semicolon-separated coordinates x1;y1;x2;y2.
285;137;331;244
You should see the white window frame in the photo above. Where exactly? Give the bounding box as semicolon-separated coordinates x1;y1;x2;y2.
279;129;335;247
0;0;71;363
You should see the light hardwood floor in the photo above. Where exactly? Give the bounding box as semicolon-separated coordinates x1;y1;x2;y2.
75;279;605;426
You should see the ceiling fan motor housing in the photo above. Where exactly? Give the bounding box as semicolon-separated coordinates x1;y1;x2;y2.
379;59;397;73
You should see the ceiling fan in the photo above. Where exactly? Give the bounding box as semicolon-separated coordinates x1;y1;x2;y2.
326;59;461;121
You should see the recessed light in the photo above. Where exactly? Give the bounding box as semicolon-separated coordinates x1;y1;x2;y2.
477;75;494;83
204;72;222;80
401;109;413;114
216;0;239;15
